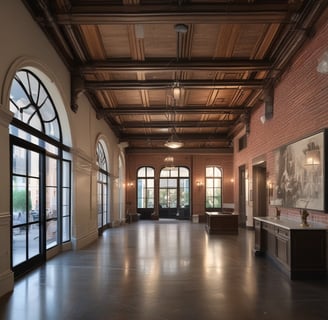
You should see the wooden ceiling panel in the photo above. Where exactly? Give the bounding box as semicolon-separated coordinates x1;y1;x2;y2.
191;24;220;58
80;25;106;60
148;89;170;105
23;0;328;152
114;90;144;105
143;24;176;58
99;25;131;58
233;24;268;58
185;90;212;105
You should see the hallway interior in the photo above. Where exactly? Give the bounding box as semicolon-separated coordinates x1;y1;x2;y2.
1;220;328;320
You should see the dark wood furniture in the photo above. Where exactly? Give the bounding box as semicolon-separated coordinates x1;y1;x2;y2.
254;217;327;280
126;213;140;223
205;212;239;234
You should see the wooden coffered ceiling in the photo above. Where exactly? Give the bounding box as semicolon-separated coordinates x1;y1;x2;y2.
22;0;328;153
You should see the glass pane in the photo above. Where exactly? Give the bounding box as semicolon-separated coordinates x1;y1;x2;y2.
147;199;154;208
62;188;70;211
12;177;27;225
28;177;39;222
214;178;221;188
45;118;60;141
206;167;213;177
28;151;39;177
147;179;154;188
12;146;26;175
160;179;168;188
206;188;213;198
45;142;58;155
146;167;154;177
12;227;27;266
47;157;57;186
214;196;221;207
170;168;178;177
160;169;170;177
167;179;177;188
206;178;213;188
39;97;56;121
98;212;102;228
159;189;168;207
62;216;70;242
138;167;146;177
46;219;58;249
214;167;222;177
179;167;189;177
62;161;70;187
29;115;42;131
46;187;57;218
28;224;40;258
138;178;145;189
180;178;189;188
168;189;177;208
10;77;30;115
138;198;144;208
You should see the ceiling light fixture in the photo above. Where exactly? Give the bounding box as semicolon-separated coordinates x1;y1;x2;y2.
173;82;181;100
165;135;184;149
164;155;175;168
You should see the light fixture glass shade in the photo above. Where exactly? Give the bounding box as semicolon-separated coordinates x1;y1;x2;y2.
165;140;184;149
317;51;328;74
164;135;184;149
173;86;181;100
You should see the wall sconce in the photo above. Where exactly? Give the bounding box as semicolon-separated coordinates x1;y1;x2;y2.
196;181;203;187
127;181;134;188
230;178;234;183
267;181;273;199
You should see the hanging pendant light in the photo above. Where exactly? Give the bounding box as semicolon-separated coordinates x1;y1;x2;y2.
164;135;184;149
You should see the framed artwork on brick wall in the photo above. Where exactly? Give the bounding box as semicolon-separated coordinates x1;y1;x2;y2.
274;130;327;211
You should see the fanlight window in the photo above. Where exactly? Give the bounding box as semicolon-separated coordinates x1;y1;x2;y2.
10;69;62;141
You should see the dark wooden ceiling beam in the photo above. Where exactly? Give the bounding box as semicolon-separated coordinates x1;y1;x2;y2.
55;3;291;25
119;133;228;141
85;79;264;90
79;59;273;73
102;106;246;115
114;120;234;129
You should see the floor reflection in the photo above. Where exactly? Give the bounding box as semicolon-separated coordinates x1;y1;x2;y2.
1;220;328;320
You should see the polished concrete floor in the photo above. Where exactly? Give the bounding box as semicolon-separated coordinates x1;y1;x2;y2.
1;220;328;320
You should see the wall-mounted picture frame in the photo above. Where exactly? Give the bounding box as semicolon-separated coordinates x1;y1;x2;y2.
274;130;327;211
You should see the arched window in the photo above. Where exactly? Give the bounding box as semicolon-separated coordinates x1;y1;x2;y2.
137;167;155;209
205;166;222;211
9;69;71;276
96;141;109;230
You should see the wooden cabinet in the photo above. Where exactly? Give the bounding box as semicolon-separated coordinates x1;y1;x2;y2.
205;212;238;234
254;217;327;280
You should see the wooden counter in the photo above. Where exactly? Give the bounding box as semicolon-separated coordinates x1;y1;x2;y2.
254;217;327;280
205;212;238;234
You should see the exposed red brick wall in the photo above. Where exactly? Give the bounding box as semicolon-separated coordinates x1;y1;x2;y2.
234;19;328;224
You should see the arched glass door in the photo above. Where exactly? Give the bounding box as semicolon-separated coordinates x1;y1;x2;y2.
159;167;190;219
96;141;109;232
10;69;71;277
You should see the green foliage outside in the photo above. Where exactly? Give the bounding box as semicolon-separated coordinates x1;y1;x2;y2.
12;189;32;213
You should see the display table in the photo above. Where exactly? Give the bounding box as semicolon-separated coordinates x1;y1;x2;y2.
205;212;239;234
254;216;327;280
